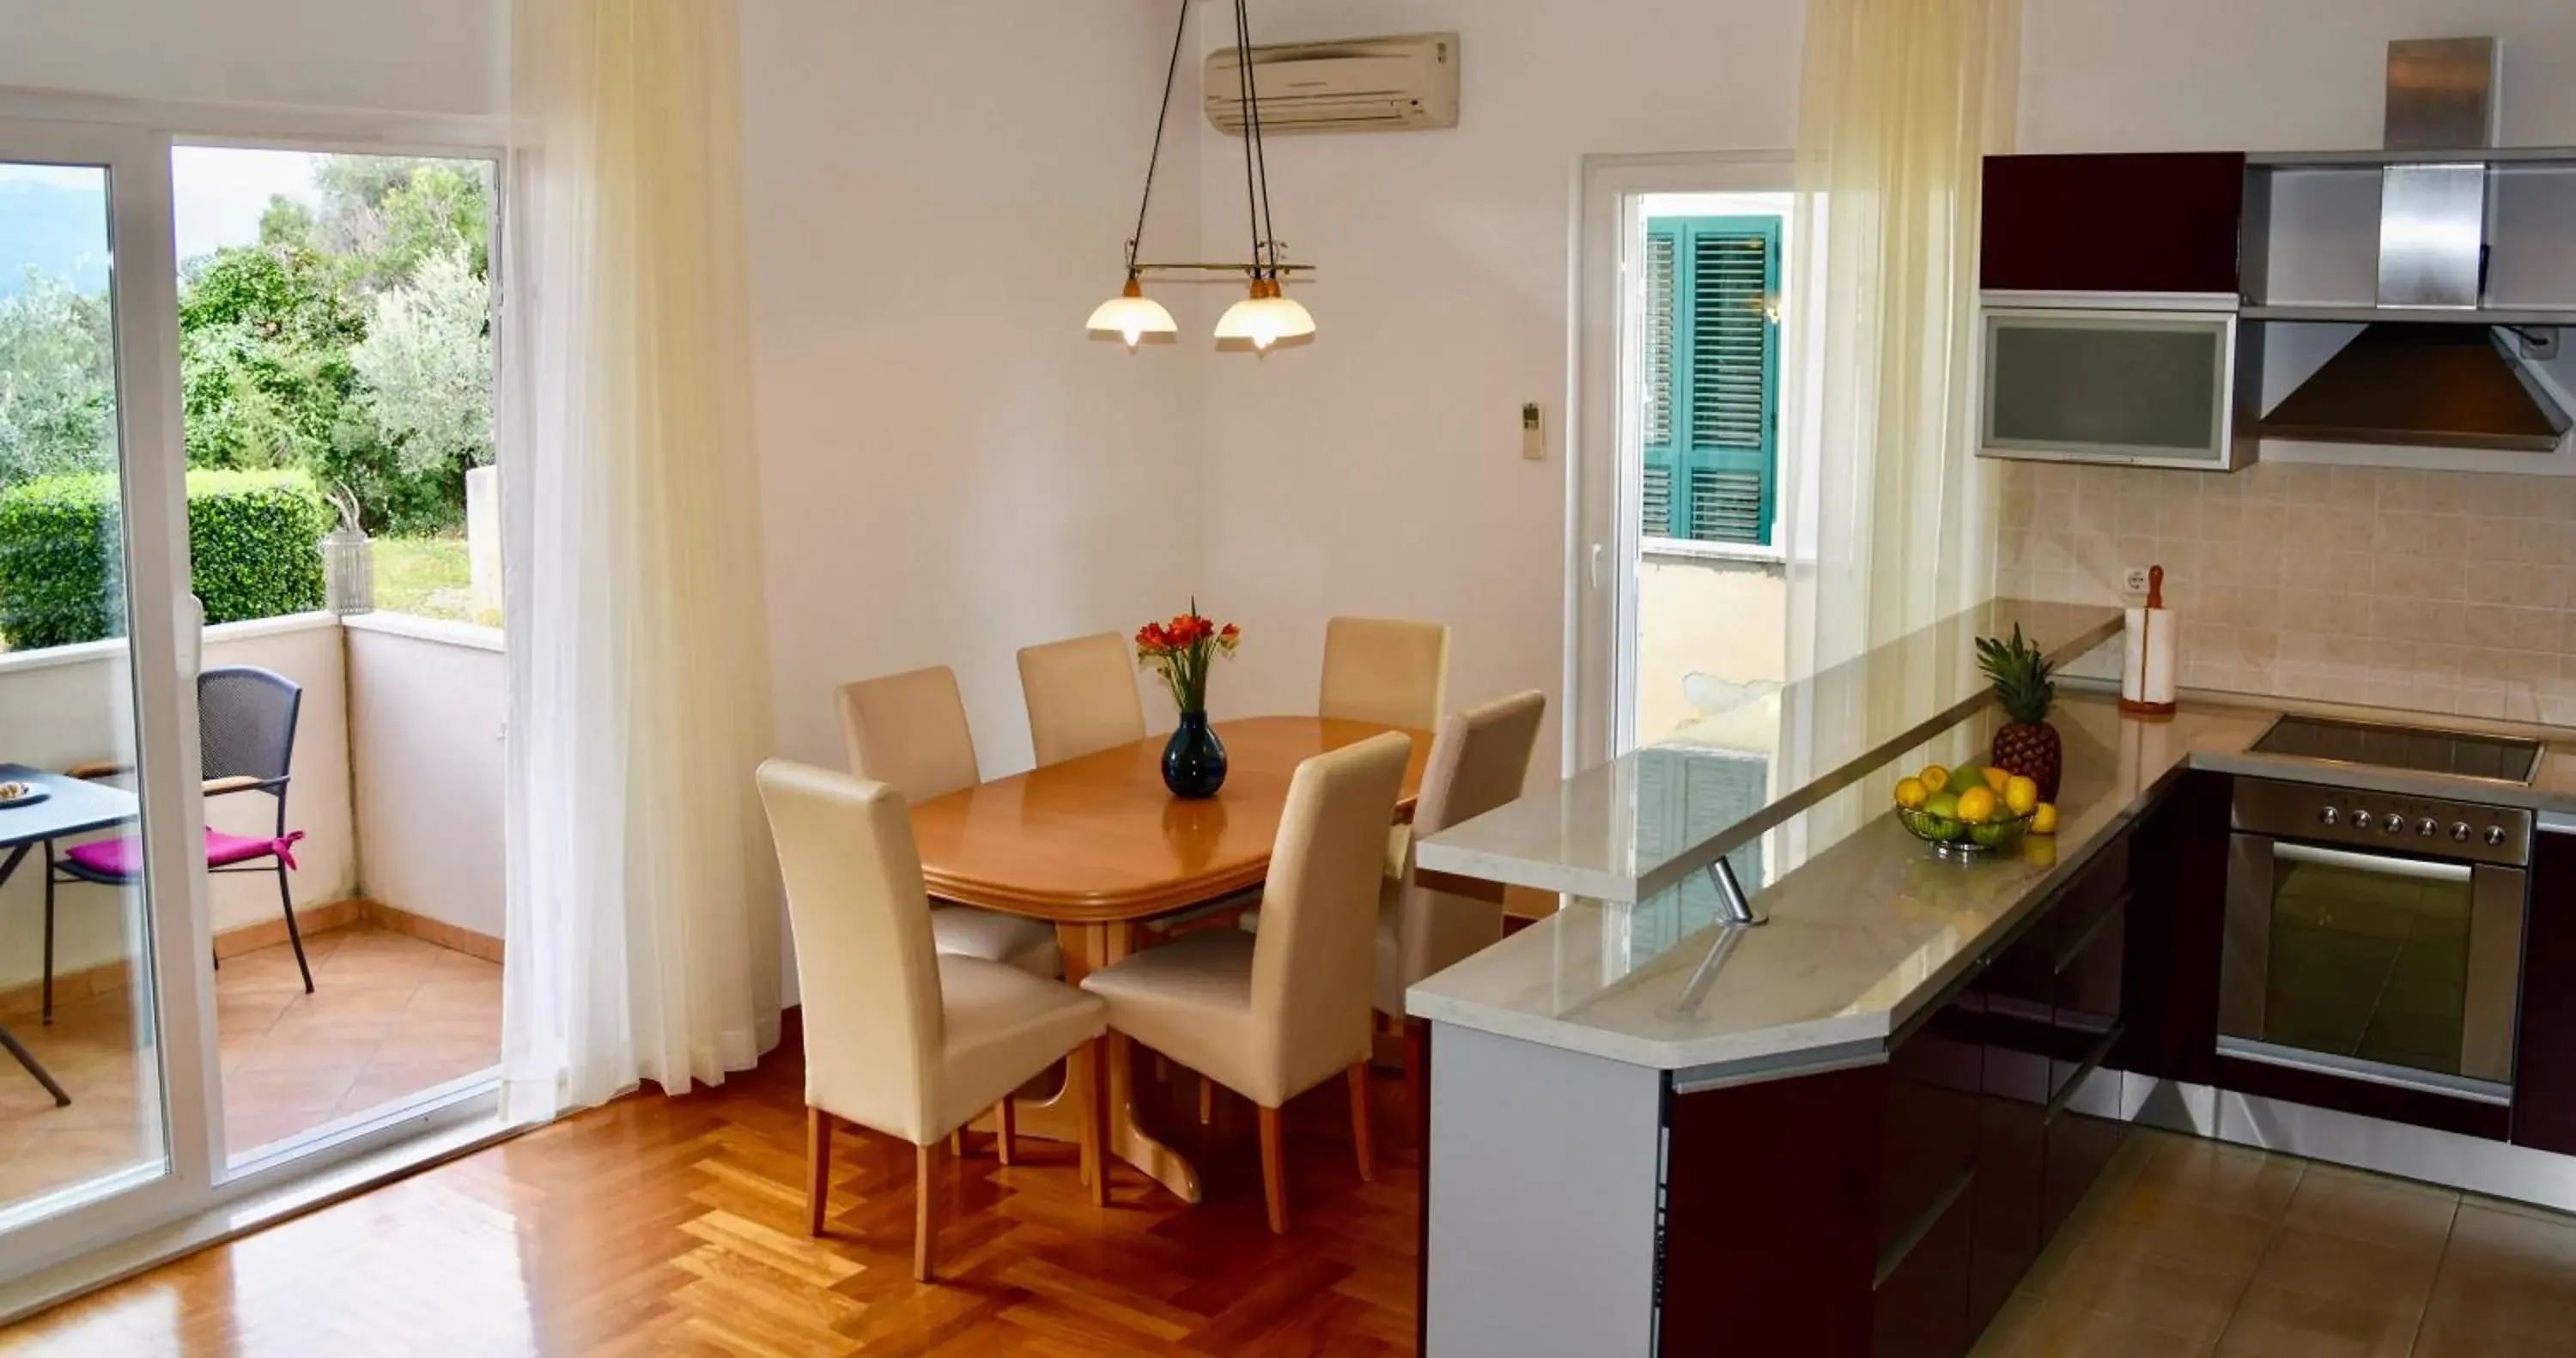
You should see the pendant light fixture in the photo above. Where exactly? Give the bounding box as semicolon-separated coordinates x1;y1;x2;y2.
1088;0;1314;354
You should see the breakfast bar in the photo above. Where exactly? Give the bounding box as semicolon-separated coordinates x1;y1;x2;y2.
1406;604;2576;1357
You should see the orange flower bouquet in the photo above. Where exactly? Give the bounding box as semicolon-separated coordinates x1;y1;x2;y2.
1134;603;1242;714
1136;602;1240;798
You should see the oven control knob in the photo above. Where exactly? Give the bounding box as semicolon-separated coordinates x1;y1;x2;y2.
2351;810;2373;830
2488;826;2509;847
2418;817;2439;837
2318;806;2340;826
2453;822;2473;842
2385;815;2406;835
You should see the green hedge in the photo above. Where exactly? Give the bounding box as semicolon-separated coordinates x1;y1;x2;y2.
0;470;333;649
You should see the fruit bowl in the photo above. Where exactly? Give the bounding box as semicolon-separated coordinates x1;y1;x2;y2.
1896;803;2038;858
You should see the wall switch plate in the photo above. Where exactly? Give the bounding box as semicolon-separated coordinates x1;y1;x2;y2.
2123;567;2151;593
1522;403;1546;461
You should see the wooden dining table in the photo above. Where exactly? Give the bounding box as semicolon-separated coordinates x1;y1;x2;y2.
908;715;1430;1203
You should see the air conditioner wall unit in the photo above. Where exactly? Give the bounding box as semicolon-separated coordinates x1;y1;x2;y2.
1204;32;1460;136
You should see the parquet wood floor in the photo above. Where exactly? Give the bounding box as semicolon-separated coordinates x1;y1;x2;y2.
0;1018;1422;1356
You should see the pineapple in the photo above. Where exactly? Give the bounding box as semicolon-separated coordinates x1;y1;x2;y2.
1978;625;2063;803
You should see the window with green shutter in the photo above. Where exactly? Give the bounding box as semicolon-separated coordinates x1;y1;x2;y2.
1642;215;1782;548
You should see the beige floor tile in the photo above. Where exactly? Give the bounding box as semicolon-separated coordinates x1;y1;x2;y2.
0;922;500;1209
2078;1186;2278;1279
2030;1244;2247;1347
2412;1319;2576;1358
2247;1225;2441;1316
2131;1135;2306;1221
406;979;501;1019
2281;1163;2458;1243
224;1063;366;1112
2445;1202;2576;1278
1971;1292;2047;1357
2213;1282;2416;1358
223;1028;385;1074
2459;1192;2576;1228
2001;1297;2217;1357
271;979;425;1020
2420;1252;2576;1344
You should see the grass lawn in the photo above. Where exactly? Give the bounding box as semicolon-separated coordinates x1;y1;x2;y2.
372;535;494;626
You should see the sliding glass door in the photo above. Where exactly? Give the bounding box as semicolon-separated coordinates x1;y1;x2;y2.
0;118;218;1276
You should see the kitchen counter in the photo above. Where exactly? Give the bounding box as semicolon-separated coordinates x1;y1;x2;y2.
1408;694;2576;1077
1415;686;2576;1357
1417;597;2123;904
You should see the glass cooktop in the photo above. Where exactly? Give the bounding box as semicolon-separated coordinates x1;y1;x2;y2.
2250;714;2543;785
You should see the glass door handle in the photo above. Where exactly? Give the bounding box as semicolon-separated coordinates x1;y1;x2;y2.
179;594;204;680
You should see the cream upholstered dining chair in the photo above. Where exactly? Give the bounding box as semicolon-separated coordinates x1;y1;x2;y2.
1017;633;1148;767
1378;691;1545;1098
837;666;1061;979
756;760;1108;1282
1080;731;1412;1234
1319;615;1452;732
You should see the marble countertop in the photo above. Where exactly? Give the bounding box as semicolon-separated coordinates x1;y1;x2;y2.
1406;694;2576;1075
1414;598;2122;903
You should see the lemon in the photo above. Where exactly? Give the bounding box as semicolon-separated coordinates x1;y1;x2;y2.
1982;766;2012;795
1894;776;1929;809
1918;764;1950;794
2003;775;2039;816
1955;785;1998;824
2031;802;2059;835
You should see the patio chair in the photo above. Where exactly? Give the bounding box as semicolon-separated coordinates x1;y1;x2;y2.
42;666;313;1022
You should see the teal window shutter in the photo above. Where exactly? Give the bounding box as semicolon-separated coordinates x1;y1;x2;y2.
1643;215;1782;547
1642;221;1681;539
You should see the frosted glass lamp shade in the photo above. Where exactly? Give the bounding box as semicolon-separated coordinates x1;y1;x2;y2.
1086;284;1178;350
1213;284;1315;353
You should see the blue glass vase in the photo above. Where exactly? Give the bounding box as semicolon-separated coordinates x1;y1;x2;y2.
1162;711;1228;799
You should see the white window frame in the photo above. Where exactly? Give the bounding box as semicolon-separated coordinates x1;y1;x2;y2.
1570;152;1792;775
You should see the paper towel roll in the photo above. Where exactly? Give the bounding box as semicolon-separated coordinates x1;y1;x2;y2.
2121;565;2178;716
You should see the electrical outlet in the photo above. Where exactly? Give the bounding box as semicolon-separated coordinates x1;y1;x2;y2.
1521;403;1546;461
2123;567;2151;593
2519;327;2560;361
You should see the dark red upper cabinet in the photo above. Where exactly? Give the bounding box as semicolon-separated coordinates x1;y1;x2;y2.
1980;152;2249;296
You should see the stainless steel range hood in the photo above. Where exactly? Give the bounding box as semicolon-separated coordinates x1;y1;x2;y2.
2257;39;2573;454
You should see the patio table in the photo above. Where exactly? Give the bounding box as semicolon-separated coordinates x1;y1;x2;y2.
0;762;143;1106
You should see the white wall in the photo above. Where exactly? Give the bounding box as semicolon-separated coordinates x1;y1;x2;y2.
1187;0;2576;784
0;616;358;988
2020;0;2576;153
1194;1;1807;779
344;617;504;939
0;0;501;116
741;0;1205;778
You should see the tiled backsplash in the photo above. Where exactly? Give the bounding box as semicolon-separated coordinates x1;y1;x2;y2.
1995;460;2576;723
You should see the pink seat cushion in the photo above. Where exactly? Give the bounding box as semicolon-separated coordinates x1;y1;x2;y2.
67;828;303;878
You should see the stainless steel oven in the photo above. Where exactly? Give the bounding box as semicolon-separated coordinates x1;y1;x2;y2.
2221;776;2533;1105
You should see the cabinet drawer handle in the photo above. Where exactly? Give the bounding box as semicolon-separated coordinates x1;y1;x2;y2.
1872;1166;1975;1293
2052;900;2126;976
2043;1023;2127;1126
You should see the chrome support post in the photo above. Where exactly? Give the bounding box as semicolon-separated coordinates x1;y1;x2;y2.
1707;858;1766;927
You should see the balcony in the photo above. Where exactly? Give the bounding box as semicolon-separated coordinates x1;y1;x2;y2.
0;609;503;1198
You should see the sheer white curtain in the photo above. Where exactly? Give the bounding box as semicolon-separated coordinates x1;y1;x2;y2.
1778;0;2020;678
498;0;783;1119
1772;0;2020;848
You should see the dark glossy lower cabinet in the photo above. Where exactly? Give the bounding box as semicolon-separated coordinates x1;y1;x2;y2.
1657;825;2137;1358
2512;831;2576;1154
